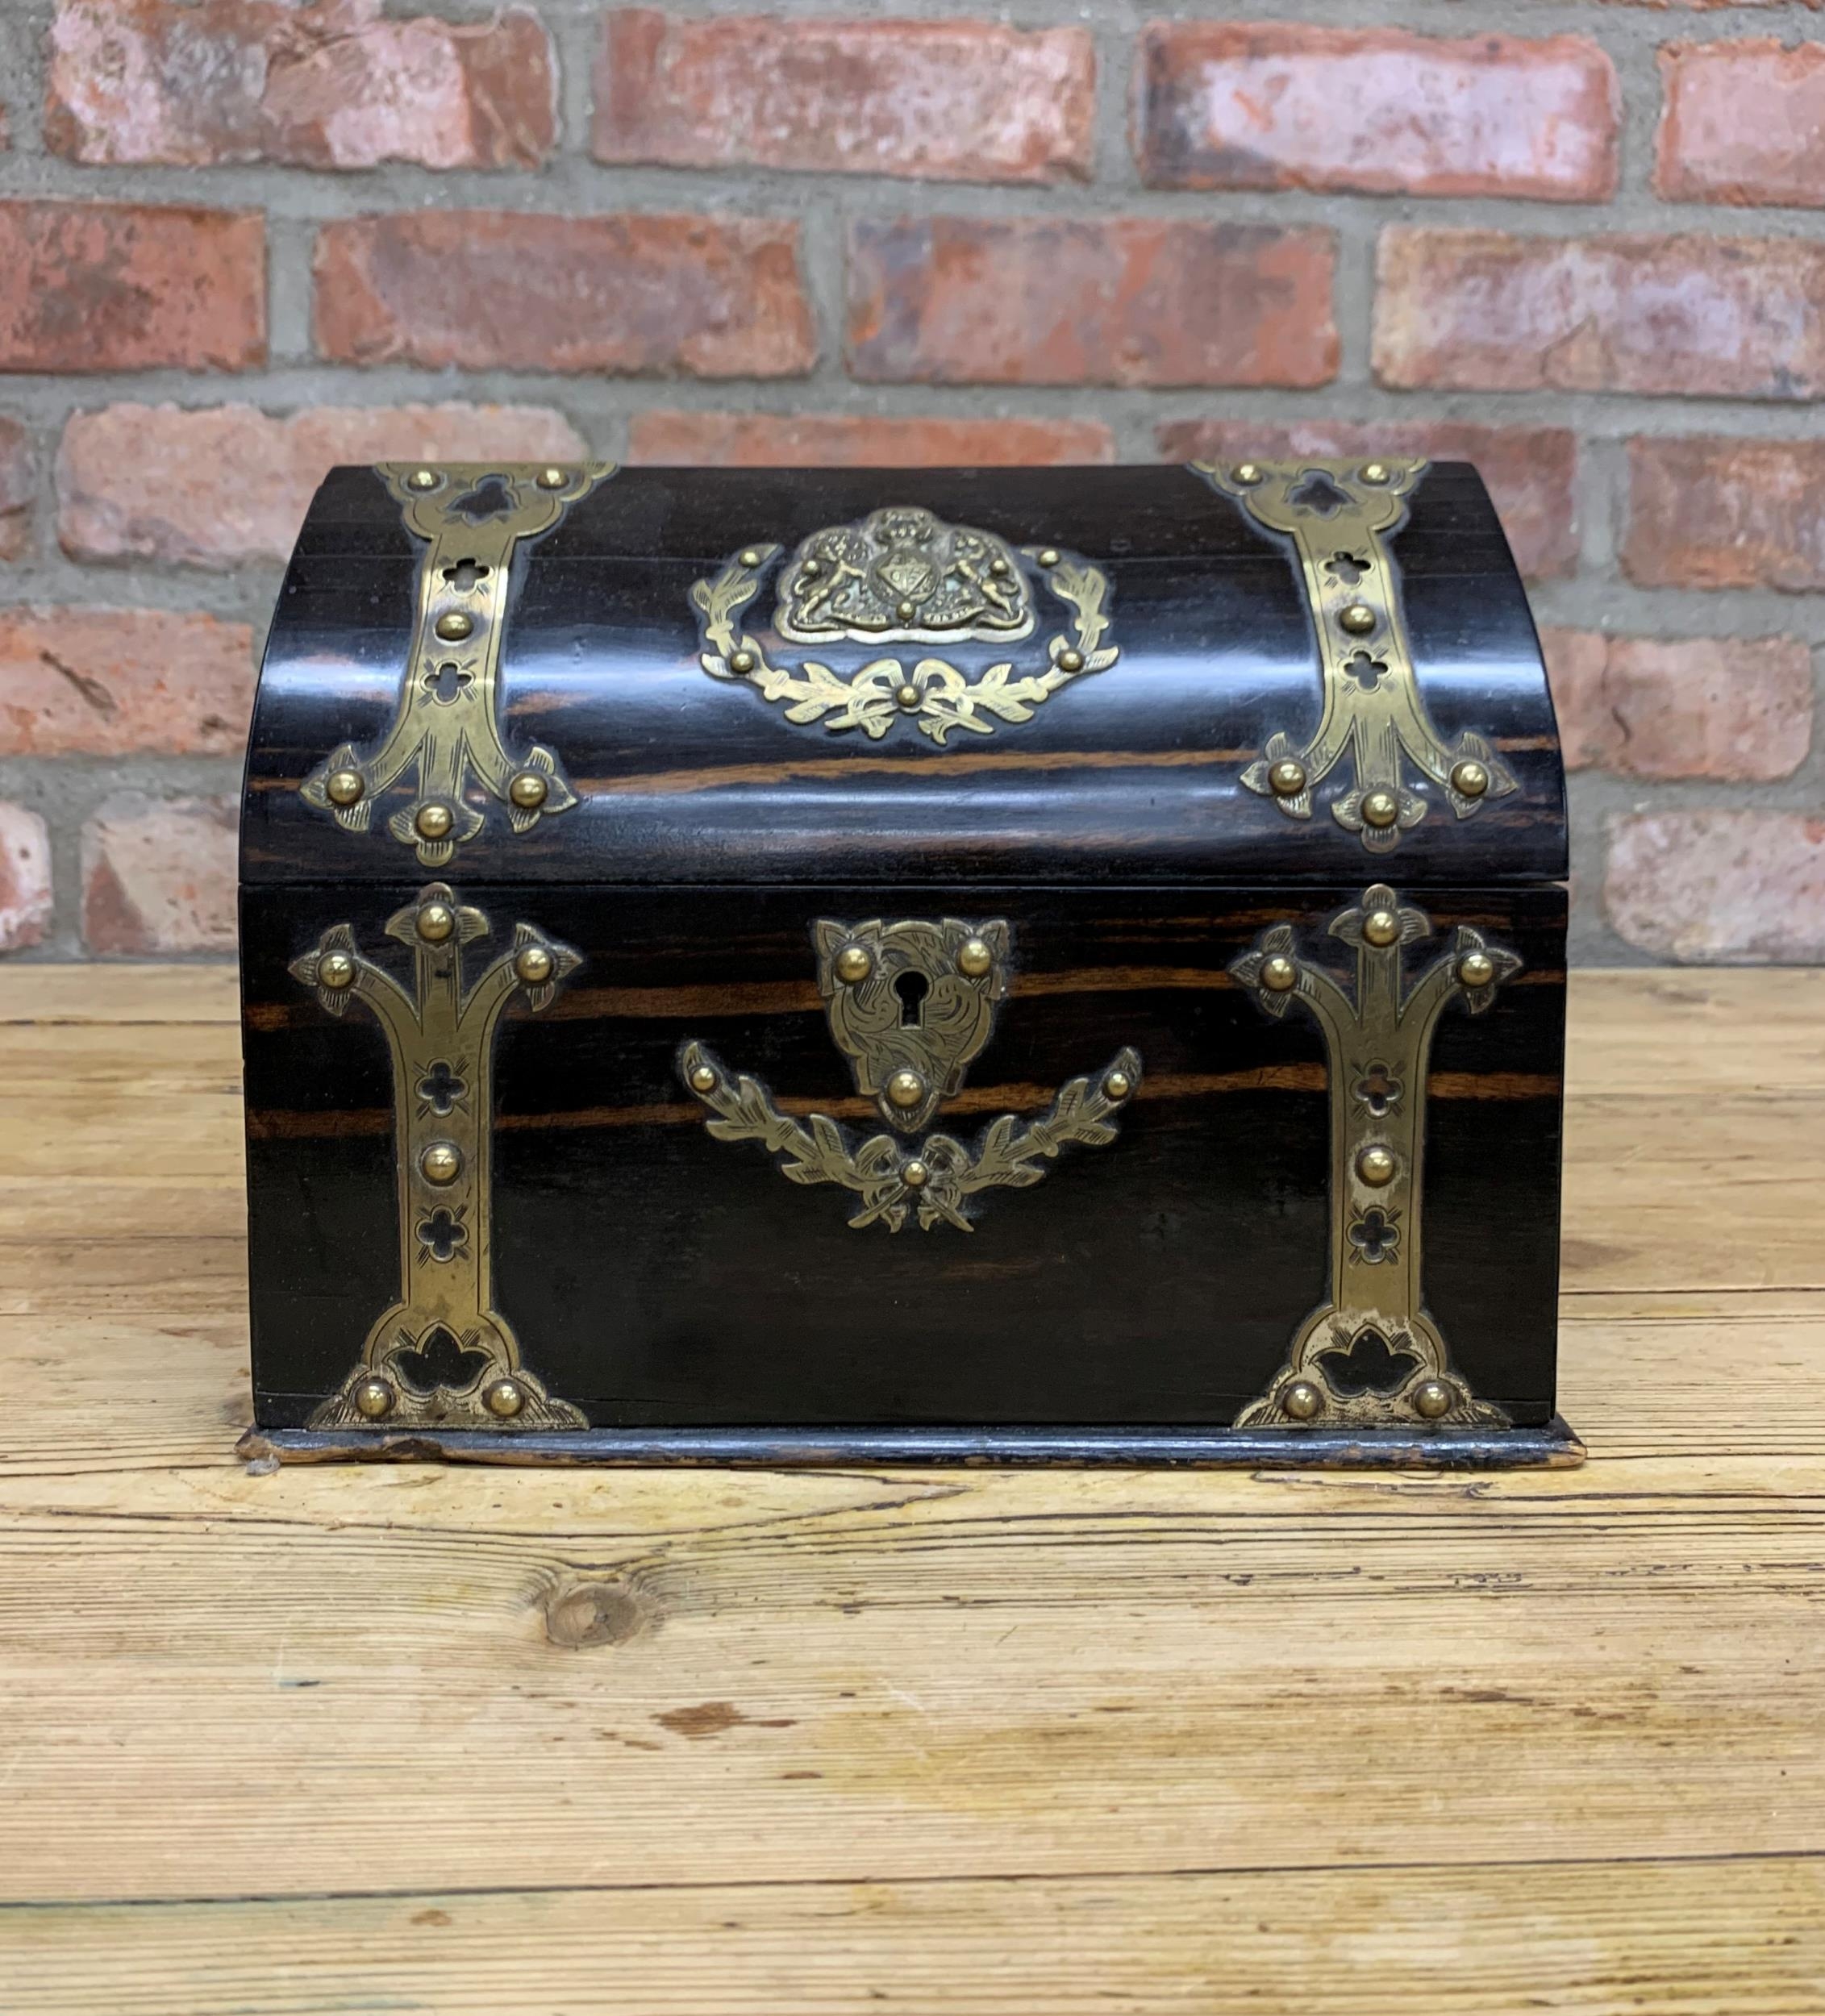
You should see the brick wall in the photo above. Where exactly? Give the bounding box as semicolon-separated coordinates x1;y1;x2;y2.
0;0;1821;964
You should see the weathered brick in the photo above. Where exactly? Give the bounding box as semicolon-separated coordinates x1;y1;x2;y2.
628;410;1115;467
0;201;264;374
1543;628;1813;781
0;419;31;560
1153;420;1578;581
58;402;587;569
1623;437;1825;592
1375;227;1825;398
315;211;815;377
848;218;1336;387
0;608;255;756
595;12;1094;183
46;0;555;170
1656;40;1825;208
1606;812;1825;963
0;804;52;954
81;794;236;956
1137;24;1617;202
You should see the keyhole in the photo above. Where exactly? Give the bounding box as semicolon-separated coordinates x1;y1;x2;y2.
894;970;929;1028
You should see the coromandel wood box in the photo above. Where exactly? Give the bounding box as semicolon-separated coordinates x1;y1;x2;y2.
237;459;1577;1468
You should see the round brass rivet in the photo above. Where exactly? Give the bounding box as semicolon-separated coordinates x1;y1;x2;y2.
416;901;456;944
728;648;757;675
800;559;820;578
896;599;916;622
739;548;762;569
956;937;993;979
1037;548;1060;569
835;945;873;985
886;1068;925;1111
514;945;554;987
420;1141;462;1187
1360;461;1392;486
1361;789;1399;829
1233;463;1265;487
485;1378;526;1420
1451;759;1490;800
1261;953;1298;993
1285;1380;1323;1421
1357;1144;1397;1189
1268;757;1307;798
434;610;473;643
536;466;569;489
1340;602;1377;635
1057;648;1085;673
415;802;454;840
1104;1068;1132;1101
990;556;1010;576
1363;906;1400;948
325;768;365;807
689;1062;719;1094
355;1377;394;1419
902;1160;930;1189
509;771;549;810
317;950;356;991
406;469;439;491
1457;951;1496;989
1414;1378;1454;1421
896;682;922;709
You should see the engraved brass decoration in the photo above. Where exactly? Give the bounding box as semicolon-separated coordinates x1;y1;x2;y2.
680;918;1141;1232
1229;884;1519;1429
291;884;584;1431
691;512;1117;745
302;462;615;866
1195;459;1518;852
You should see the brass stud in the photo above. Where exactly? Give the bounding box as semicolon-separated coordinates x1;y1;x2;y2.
835;945;873;985
1451;759;1490;800
434;610;473;643
1361;789;1399;830
1037;548;1060;569
1232;463;1265;487
1457;950;1496;990
514;944;554;987
508;770;549;810
896;599;916;622
1284;1380;1323;1421
406;469;439;491
536;466;569;489
420;1141;462;1187
1056;648;1085;673
895;682;923;709
800;559;821;578
1260;953;1298;993
902;1160;930;1189
886;1068;926;1111
1103;1068;1132;1101
415;802;454;841
1340;602;1377;635
990;556;1010;576
1268;757;1307;798
485;1377;526;1419
956;937;993;979
415;901;456;944
1414;1378;1454;1421
317;950;356;992
688;1062;719;1094
738;548;762;569
1360;461;1392;486
1356;1144;1398;1189
1362;906;1400;948
355;1377;395;1419
728;648;757;675
325;768;365;807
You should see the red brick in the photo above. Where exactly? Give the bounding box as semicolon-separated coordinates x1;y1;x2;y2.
58;402;587;569
0;419;31;560
1543;628;1813;781
596;12;1094;184
46;0;555;170
628;411;1116;468
0;608;255;756
0;804;52;953
1656;40;1825;208
1375;227;1825;398
1137;24;1617;202
847;218;1336;388
81;793;236;956
1623;437;1825;592
0;201;264;374
1153;420;1578;581
315;211;815;377
1606;812;1825;963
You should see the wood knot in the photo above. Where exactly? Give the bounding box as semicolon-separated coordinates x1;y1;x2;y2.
544;1579;646;1650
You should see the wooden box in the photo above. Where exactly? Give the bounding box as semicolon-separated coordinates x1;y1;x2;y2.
238;458;1576;1467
